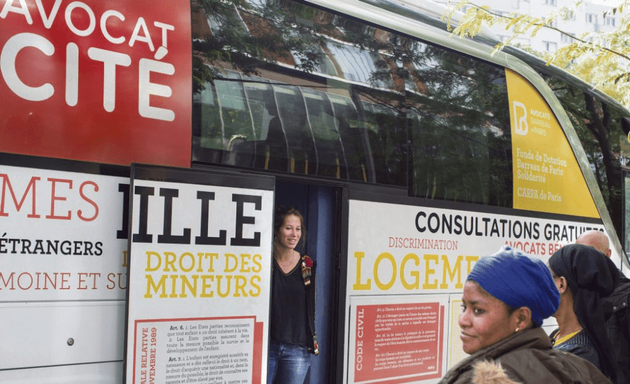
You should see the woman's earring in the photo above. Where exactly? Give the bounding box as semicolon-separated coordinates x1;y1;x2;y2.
515;328;519;333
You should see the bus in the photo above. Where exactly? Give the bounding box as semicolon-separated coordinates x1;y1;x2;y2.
1;0;628;383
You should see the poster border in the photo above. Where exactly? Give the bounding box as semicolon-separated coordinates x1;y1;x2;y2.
122;163;275;384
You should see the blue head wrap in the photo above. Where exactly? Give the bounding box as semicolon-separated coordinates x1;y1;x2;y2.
467;246;560;327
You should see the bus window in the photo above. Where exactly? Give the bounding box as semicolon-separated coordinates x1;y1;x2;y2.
329;93;361;180
308;82;406;185
193;70;258;165
216;71;256;146
361;100;406;185
192;0;516;203
405;45;513;206
191;0;520;202
243;77;286;170
326;42;392;89
537;72;629;239
192;0;407;185
303;89;346;178
273;85;316;174
193;80;223;163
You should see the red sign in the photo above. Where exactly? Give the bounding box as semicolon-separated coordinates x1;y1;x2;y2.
354;302;444;383
0;0;192;167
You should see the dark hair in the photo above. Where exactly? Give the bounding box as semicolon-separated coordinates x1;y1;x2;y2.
273;206;306;240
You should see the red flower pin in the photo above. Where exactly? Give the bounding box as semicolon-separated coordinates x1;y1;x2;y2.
303;256;313;267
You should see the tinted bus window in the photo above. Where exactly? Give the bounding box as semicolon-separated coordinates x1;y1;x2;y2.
192;0;407;184
191;0;512;207
538;72;630;238
404;45;512;206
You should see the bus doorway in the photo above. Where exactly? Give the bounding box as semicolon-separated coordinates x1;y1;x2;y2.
274;180;340;384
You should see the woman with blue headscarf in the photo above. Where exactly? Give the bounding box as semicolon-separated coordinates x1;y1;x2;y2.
439;246;611;384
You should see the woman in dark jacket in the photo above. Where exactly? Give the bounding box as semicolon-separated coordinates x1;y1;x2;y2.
439;246;611;384
548;244;621;383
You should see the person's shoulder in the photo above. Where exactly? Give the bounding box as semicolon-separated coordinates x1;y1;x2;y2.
547;349;612;384
604;279;630;317
554;330;594;350
611;279;630;301
554;332;601;370
499;346;610;384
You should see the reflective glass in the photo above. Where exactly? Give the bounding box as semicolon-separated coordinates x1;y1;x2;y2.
191;0;514;207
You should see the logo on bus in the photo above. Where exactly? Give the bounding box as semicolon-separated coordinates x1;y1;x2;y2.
513;101;528;136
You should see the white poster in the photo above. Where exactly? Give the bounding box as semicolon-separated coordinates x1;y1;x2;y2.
125;166;274;384
343;198;606;384
347;200;605;296
0;164;128;301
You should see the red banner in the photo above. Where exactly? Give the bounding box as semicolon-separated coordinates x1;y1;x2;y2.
354;302;444;383
0;0;192;166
